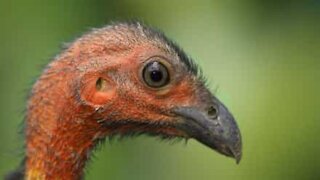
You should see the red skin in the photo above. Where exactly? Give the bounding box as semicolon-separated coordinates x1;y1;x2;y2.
25;25;201;179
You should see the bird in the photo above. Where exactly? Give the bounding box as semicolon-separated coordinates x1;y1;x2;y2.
6;21;242;180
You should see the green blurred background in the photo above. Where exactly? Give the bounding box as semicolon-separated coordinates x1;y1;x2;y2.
1;0;320;179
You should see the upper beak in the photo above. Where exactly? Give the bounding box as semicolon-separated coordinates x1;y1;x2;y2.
173;97;242;163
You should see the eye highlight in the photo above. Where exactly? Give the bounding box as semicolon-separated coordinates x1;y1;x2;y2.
142;60;170;88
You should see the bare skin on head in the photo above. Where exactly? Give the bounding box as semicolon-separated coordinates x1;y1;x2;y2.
7;22;241;180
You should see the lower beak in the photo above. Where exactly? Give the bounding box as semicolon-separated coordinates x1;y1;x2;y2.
173;98;242;163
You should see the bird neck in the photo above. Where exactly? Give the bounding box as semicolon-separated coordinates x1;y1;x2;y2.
26;115;103;179
25;94;104;179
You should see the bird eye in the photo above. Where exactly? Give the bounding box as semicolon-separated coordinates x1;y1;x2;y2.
142;61;170;88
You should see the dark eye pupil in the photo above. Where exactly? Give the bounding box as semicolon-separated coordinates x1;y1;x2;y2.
150;70;163;82
143;60;170;88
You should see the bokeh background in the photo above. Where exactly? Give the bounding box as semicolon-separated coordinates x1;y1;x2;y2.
1;0;320;179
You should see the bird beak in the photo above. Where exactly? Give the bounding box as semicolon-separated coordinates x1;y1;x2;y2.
173;97;242;163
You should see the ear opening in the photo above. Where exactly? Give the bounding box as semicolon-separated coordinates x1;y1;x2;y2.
80;74;116;106
96;77;108;91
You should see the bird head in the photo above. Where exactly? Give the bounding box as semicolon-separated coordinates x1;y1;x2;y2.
62;22;242;162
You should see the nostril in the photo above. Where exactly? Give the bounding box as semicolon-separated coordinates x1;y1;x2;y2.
207;106;218;119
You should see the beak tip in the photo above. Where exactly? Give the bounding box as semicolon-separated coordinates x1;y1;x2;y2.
235;154;241;164
228;142;242;164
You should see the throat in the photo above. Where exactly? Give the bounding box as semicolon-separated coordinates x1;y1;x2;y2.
25;118;103;180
